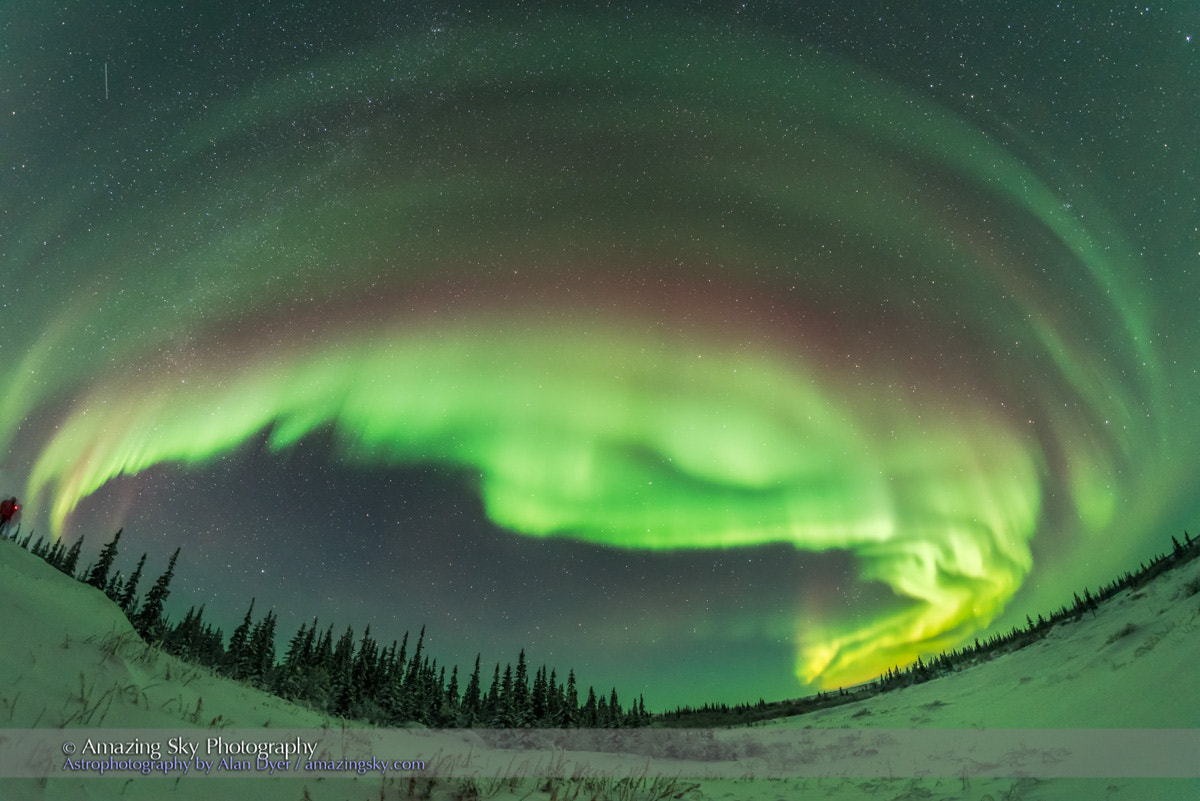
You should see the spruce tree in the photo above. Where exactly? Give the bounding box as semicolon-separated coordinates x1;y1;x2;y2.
484;663;501;722
201;625;226;667
134;547;179;640
350;626;381;719
352;627;380;696
103;570;124;603
460;655;482;726
395;631;409;678
86;529;122;590
432;666;449;725
513;649;531;725
313;625;334;671
247;610;277;687
494;663;514;727
376;641;403;723
276;620;311;698
224;599;256;679
582;686;598;726
404;626;425;688
401;626;426;721
446;665;460;717
165;606;198;657
330;626;356;716
43;538;64;569
531;666;548;725
546;669;562;726
119;554;146;615
184;604;209;662
282;620;310;670
607;688;622;728
301;624;335;709
560;670;579;727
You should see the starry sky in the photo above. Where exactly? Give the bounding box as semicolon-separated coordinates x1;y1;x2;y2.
1;1;1197;709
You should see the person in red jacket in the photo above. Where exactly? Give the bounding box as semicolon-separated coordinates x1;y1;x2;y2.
0;496;19;533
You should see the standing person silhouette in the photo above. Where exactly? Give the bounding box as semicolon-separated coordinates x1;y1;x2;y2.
0;496;19;535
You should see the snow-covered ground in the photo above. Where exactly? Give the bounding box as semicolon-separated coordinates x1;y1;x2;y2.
2;533;1199;800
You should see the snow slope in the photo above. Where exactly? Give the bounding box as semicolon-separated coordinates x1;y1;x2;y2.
2;533;1199;800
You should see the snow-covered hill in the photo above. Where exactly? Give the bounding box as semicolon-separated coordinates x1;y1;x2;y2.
2;533;1199;800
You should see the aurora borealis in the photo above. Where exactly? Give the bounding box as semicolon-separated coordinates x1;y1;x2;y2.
2;2;1197;706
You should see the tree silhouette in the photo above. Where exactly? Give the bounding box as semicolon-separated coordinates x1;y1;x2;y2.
133;547;179;639
85;529;122;590
118;553;146;614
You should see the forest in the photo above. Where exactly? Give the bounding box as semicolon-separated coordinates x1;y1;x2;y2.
2;523;651;729
4;517;1197;730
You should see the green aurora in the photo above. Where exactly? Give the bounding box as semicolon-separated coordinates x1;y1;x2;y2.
1;3;1195;697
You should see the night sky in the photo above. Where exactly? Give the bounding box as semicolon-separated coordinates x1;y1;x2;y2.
1;1;1197;709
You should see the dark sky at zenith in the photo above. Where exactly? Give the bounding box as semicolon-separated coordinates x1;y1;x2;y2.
1;1;1197;708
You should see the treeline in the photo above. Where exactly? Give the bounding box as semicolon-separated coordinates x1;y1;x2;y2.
3;524;651;729
874;530;1200;692
665;530;1200;726
658;689;878;728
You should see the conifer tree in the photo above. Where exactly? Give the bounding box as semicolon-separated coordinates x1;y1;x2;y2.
313;624;334;671
119;553;146;615
431;665;448;725
531;666;548;725
185;604;211;662
134;547;179;640
608;688;622;728
350;625;382;719
330;625;356;716
415;656;438;724
582;686;598;726
300;623;335;709
560;669;579;727
401;627;426;721
374;641;403;723
224;598;256;679
247;610;277;687
282;620;310;669
513;649;531;725
460;655;482;725
104;570;124;603
395;630;409;679
446;665;460;716
494;663;514;727
484;663;501;721
166;605;207;659
276;619;314;698
165;606;195;655
44;537;64;569
86;529;122;590
546;668;562;726
200;624;225;667
404;626;425;688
